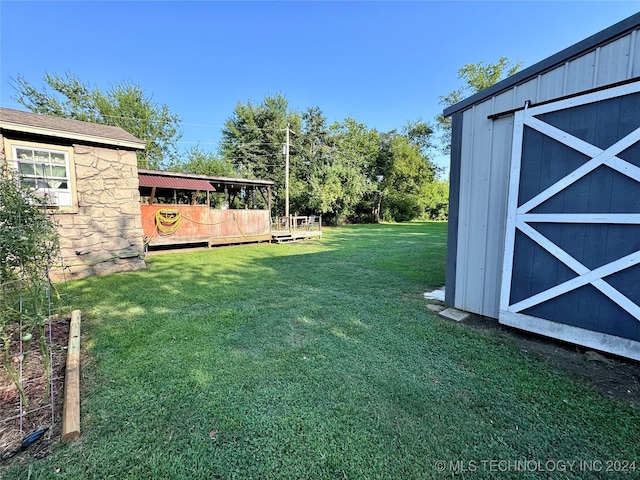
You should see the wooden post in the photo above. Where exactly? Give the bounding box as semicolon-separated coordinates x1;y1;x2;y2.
62;310;81;442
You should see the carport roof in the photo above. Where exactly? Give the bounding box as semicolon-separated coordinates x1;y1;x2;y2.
138;169;275;188
138;174;215;191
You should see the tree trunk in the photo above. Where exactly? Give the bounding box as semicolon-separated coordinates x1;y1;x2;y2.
374;193;382;223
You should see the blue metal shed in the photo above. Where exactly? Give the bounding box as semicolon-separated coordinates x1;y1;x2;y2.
444;13;640;360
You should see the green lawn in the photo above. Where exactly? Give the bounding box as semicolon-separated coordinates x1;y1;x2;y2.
3;222;639;479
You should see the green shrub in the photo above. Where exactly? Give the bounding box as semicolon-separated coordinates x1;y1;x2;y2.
0;168;63;408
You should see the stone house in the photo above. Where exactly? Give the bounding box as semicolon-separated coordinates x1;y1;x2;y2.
0;107;147;280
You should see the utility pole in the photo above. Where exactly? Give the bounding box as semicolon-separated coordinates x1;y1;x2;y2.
285;123;290;221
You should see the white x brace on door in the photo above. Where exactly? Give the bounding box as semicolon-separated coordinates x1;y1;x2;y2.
499;81;640;360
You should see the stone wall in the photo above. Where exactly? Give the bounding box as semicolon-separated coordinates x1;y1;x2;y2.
54;144;146;280
0;132;146;281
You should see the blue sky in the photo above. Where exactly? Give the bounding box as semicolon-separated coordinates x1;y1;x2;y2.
1;1;639;171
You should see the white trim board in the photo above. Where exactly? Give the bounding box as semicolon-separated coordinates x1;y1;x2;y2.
500;311;640;361
521;80;640;116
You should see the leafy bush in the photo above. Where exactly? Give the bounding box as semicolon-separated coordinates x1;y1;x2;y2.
0;169;63;408
0;170;59;283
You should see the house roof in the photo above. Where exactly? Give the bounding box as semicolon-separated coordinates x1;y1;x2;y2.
0;107;146;150
138;169;275;188
138;173;215;191
443;12;640;117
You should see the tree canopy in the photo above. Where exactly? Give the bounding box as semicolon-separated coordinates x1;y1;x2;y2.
11;72;182;169
435;57;522;153
10;73;453;223
218;95;445;224
167;146;236;178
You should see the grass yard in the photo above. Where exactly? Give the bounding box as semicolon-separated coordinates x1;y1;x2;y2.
2;222;639;479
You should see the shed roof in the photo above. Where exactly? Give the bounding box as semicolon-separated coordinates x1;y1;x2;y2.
0;107;146;150
443;12;640;117
138;173;215;191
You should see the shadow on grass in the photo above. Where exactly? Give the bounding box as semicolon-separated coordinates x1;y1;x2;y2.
62;223;448;401
8;222;637;480
71;221;447;319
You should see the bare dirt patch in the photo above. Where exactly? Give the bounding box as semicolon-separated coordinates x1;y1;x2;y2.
0;319;70;464
460;313;640;409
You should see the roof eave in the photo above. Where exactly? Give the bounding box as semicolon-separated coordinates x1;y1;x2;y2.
0;121;147;150
443;12;640;118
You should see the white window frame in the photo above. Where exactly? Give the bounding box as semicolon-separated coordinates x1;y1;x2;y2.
4;139;76;209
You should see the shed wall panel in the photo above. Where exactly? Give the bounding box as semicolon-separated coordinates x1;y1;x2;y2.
481;115;514;316
538;66;567;103
513;77;540;107
445;112;463;306
455;100;513;317
595;36;633;86
454;107;477;311
493;89;515;114
632;31;640;76
566;52;597;95
484;29;639;118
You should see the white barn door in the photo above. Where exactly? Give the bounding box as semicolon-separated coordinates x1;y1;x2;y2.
500;81;640;360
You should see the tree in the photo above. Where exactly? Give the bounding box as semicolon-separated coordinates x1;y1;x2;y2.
435;57;522;153
403;119;434;156
314;118;379;225
422;179;449;220
356;120;440;223
219;93;301;215
218;96;443;223
457;57;522;93
219;93;296;177
378;135;439;222
169;146;236;177
10;72;182;169
290;107;334;215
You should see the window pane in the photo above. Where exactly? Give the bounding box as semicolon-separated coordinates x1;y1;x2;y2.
21;178;37;188
33;163;45;176
51;165;67;177
49;180;67;189
50;153;66;164
16;148;33;160
34;150;49;162
18;162;35;175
